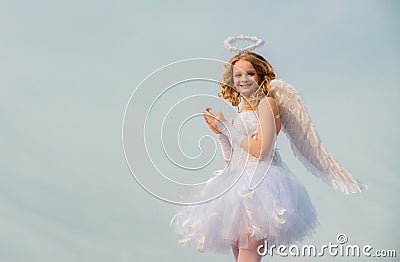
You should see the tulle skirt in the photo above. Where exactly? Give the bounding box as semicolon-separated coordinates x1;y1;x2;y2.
170;159;319;253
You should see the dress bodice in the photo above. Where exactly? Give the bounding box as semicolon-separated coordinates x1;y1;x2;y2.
232;110;259;138
228;110;280;169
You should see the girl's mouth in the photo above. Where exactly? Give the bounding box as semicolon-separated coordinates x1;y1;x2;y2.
240;84;253;89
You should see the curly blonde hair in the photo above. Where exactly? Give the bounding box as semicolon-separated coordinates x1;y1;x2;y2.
218;51;276;111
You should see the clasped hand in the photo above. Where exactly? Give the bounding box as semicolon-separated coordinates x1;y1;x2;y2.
203;108;227;134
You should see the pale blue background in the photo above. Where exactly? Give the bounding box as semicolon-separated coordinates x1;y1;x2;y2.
1;0;399;261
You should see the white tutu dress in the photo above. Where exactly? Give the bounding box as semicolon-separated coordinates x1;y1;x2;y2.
171;110;319;253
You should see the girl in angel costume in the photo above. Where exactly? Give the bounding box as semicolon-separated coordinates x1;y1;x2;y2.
171;36;367;262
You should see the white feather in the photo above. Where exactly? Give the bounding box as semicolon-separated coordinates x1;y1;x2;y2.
270;79;368;194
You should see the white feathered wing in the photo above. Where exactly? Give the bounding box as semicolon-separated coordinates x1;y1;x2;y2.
269;79;367;194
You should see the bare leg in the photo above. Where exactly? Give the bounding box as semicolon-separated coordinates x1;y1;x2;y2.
232;244;239;262
237;236;264;262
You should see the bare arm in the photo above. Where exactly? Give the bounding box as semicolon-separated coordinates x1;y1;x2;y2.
239;97;276;159
215;97;277;160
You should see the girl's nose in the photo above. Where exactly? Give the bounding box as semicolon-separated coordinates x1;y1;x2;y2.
240;73;249;82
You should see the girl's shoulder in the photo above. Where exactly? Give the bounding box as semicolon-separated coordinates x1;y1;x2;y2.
257;96;279;115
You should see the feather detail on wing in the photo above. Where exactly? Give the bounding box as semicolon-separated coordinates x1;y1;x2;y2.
269;79;367;194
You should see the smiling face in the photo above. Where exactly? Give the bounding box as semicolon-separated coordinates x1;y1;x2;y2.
232;59;260;98
219;51;276;108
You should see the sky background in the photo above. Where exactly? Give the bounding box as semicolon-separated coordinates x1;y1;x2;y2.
1;0;399;261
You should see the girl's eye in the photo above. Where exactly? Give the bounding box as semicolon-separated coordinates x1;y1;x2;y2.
234;74;241;78
248;72;255;76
